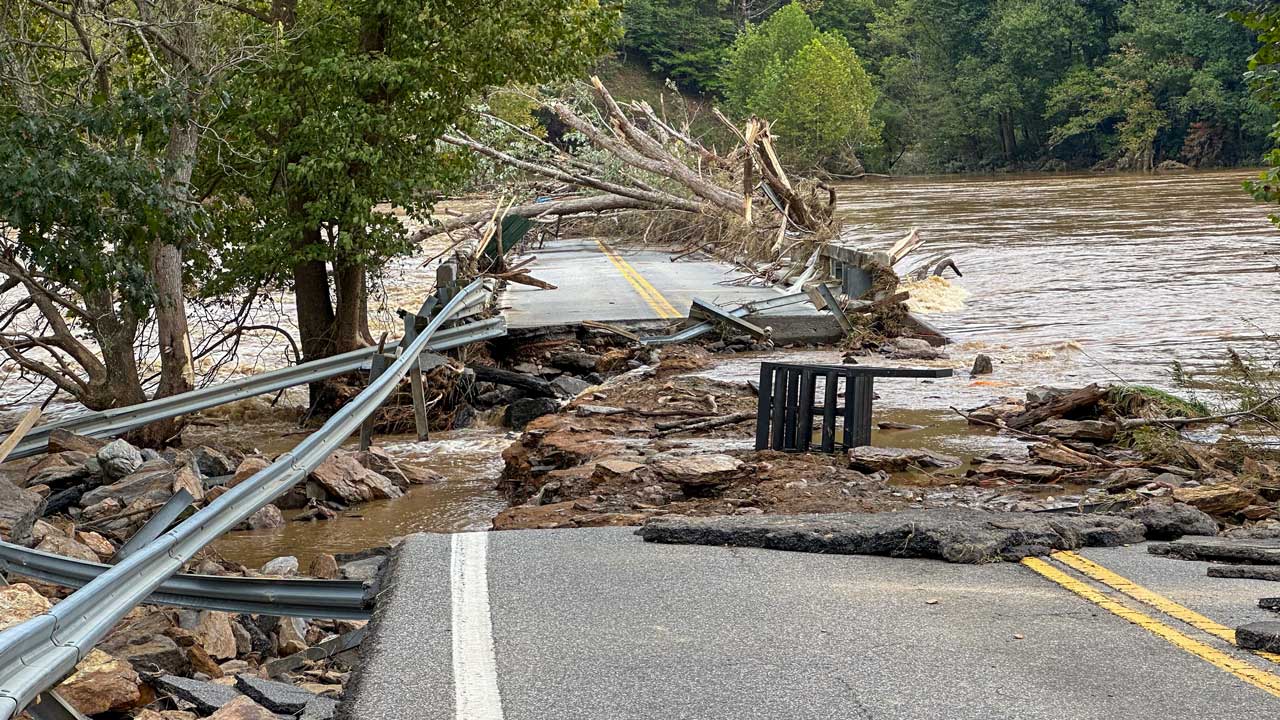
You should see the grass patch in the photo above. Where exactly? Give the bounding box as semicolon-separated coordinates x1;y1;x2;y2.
1108;385;1210;419
1115;425;1187;464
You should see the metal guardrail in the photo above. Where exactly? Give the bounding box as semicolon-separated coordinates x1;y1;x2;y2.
8;317;505;460
0;543;370;619
0;279;491;719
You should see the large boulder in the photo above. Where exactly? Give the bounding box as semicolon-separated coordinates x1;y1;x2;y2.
1124;501;1218;540
22;451;95;490
188;610;239;661
504;397;560;430
0;478;45;545
103;631;190;676
1031;418;1116;443
1172;484;1261;517
56;649;142;716
47;429;107;455
0;582;50;629
97;439;144;480
355;448;443;488
308;454;401;505
80;459;178;508
35;533;100;563
260;556;299;577
186;445;239;479
649;454;745;488
237;504;285;530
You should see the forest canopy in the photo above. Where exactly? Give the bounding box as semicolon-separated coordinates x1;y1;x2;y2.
621;0;1273;172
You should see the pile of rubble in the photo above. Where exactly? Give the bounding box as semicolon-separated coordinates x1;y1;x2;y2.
0;430;444;543
0;542;391;719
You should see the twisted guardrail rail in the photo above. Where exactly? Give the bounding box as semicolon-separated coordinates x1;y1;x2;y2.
0;278;490;719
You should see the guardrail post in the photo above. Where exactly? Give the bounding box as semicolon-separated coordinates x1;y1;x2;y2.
25;692;88;720
111;489;194;562
403;314;430;442
359;351;392;451
436;262;457;305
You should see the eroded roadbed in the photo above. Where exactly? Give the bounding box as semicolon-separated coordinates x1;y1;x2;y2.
344;527;1280;720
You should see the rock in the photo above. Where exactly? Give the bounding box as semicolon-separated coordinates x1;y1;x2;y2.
971;354;994;375
151;674;243;714
194;610;239;660
236;614;273;656
340;556;386;582
187;642;225;678
504;397;561;430
0;478;45;545
969;462;1066;482
649;454;745;487
1031;418;1116;442
550;351;602;373
0;582;51;630
591;458;646;482
276;616;309;655
1156;159;1191;171
637;508;1147;563
23;454;95;490
238;504;285;530
1026;386;1070;405
174;464;204;502
1148;537;1280;564
231;457;271;487
1104;468;1158;491
80;460;177;508
965;401;1024;425
551;375;592;398
301;695;340;720
1236;622;1280;653
1172;484;1261;516
848;446;962;473
308;554;340;579
235;674;319;714
309;454;402;505
885;338;946;360
103;632;190;675
1123;501;1218;540
36;533;100;563
261;555;299;577
47;429;107;455
354;448;443;488
188;446;239;478
98;439;144;480
206;695;278;720
76;530;115;558
56;649;142;716
1028;443;1093;468
296;503;337;522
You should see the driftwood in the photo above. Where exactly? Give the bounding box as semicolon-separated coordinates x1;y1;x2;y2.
1006;384;1107;430
422;77;838;273
470;365;556;398
655;411;755;436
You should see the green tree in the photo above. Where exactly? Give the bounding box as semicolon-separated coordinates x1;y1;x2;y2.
205;0;618;400
723;3;878;169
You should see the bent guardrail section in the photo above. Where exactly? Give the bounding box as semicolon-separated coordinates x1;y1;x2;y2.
0;542;370;619
8;316;505;460
0;279;490;720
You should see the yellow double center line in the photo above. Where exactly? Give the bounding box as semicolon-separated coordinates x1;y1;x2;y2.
594;239;682;319
1023;552;1280;698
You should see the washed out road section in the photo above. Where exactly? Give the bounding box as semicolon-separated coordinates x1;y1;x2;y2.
345;527;1280;720
500;239;809;328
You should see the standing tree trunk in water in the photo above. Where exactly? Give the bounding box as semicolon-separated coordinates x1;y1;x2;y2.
333;258;370;354
999;113;1016;160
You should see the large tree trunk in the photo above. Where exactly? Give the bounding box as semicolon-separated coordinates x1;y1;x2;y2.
333;260;368;354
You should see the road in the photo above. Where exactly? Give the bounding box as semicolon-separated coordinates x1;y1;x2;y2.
499;238;815;328
345;527;1280;720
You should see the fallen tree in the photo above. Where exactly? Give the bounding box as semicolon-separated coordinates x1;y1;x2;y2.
419;77;842;285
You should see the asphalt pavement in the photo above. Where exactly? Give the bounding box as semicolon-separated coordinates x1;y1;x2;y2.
344;527;1280;720
499;239;812;328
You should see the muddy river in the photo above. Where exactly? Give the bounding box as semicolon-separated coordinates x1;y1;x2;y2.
27;170;1280;565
